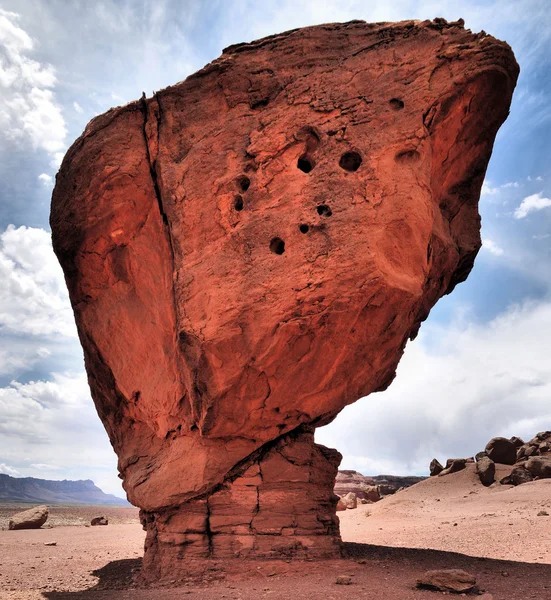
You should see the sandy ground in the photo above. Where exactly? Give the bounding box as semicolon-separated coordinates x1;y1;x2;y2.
1;465;550;600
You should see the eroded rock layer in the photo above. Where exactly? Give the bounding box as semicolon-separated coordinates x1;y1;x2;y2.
51;18;518;572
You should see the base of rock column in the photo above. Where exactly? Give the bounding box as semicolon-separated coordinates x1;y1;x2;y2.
139;428;342;580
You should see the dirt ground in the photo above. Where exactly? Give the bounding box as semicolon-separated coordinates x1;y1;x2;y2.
1;466;551;600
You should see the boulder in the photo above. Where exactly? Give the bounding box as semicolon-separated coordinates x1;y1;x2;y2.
341;492;357;509
363;485;381;503
476;456;495;486
485;437;517;465
510;436;524;448
50;18;518;578
526;457;551;479
336;497;347;512
429;458;443;476
501;466;533;486
91;516;108;526
439;459;467;476
417;569;476;593
8;505;49;530
475;451;488;462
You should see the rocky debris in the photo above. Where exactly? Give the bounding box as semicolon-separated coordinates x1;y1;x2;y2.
476;457;495;487
335;575;352;585
9;505;49;530
51;18;518;578
525;456;551;479
485;437;517;465
429;459;443;476
516;432;551;463
416;569;477;593
91;516;108;526
500;466;533;486
439;459;467;476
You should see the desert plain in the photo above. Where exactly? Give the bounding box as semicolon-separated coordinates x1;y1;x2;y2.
1;464;550;600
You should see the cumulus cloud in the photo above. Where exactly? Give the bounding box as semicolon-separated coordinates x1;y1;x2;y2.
0;463;19;476
481;238;504;256
317;301;551;475
0;9;66;162
514;192;551;219
73;101;83;113
0;225;76;338
38;172;52;186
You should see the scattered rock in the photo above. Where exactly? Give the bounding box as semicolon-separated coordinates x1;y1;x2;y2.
526;456;551;479
91;516;108;526
416;569;476;593
476;456;495;487
335;575;352;585
44;542;57;546
341;492;357;509
485;437;517;465
537;510;549;517
430;458;443;476
8;506;49;530
439;459;467;476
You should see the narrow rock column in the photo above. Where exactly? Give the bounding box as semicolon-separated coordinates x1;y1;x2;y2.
140;428;341;579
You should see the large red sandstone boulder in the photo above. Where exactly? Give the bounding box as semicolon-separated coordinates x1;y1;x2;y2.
9;506;49;530
50;19;517;579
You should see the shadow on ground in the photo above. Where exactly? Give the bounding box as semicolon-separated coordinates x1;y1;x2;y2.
43;543;551;599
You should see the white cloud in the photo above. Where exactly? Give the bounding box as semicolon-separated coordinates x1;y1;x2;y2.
514;192;551;219
0;463;20;476
29;463;58;470
502;181;520;189
38;172;52;186
0;225;77;338
481;238;504;256
528;175;544;182
317;300;551;475
0;9;66;161
73;101;83;113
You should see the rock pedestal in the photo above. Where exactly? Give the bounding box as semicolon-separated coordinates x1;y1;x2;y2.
140;428;341;579
51;18;518;578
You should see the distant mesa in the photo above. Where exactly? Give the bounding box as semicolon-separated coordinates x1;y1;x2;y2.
51;17;518;579
0;474;129;506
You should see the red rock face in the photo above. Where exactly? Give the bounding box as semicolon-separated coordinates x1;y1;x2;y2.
51;19;517;576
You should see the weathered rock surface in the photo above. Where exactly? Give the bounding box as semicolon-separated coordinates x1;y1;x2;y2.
416;568;477;593
9;505;49;530
476;456;495;487
526;456;551;479
50;18;517;577
485;437;517;465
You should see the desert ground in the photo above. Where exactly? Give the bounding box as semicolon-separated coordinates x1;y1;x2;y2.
1;465;550;600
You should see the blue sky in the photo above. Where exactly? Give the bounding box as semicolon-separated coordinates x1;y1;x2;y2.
0;0;549;497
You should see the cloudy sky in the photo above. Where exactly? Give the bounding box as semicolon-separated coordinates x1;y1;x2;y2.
0;0;549;497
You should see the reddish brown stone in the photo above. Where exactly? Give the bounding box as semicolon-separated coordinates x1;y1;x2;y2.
50;18;517;578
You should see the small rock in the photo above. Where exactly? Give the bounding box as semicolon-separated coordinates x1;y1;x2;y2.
91;516;108;526
537;510;549;516
335;575;352;585
44;542;57;547
416;569;476;593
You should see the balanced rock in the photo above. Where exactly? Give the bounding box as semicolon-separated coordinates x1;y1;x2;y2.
50;19;517;579
430;458;443;476
485;437;517;465
476;456;495;487
9;505;49;530
417;569;476;593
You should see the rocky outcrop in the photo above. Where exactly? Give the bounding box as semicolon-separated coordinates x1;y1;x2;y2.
8;505;49;530
334;470;423;499
51;18;517;578
485;437;517;465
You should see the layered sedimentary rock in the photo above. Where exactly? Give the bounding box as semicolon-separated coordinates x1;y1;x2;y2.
51;18;517;578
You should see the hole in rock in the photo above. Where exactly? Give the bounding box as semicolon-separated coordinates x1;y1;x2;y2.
234;195;244;211
395;149;421;164
317;204;332;217
299;224;310;234
389;98;405;110
339;151;362;172
190;424;198;431
238;175;251;191
298;155;315;173
270;237;285;255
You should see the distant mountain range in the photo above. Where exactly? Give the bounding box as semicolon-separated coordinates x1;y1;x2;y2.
0;474;129;505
